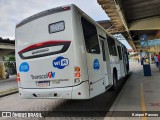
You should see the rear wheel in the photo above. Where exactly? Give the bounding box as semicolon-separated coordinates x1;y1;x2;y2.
111;71;117;90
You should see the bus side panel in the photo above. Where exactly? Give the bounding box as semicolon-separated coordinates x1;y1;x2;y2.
85;53;106;98
115;64;121;80
71;6;89;82
72;81;89;99
110;56;120;79
79;16;106;98
70;6;90;98
89;78;105;98
111;56;121;80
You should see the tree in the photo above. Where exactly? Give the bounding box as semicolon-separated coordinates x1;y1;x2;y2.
4;55;16;75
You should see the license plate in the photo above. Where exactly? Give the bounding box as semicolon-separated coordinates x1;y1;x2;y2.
37;81;50;87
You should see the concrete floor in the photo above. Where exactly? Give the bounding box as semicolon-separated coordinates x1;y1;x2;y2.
0;75;17;91
106;61;160;120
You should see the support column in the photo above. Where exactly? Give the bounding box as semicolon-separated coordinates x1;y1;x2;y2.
0;53;5;80
0;62;5;79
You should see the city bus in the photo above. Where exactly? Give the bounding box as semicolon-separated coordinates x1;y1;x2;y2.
15;4;129;99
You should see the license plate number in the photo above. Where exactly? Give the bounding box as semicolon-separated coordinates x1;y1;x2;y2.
37;81;50;87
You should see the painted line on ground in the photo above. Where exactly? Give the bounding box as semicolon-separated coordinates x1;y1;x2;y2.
141;83;147;120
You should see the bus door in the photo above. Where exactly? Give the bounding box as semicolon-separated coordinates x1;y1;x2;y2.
125;48;129;73
122;46;127;75
99;36;110;87
117;45;125;77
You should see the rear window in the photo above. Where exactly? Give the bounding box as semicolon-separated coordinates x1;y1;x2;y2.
81;17;100;54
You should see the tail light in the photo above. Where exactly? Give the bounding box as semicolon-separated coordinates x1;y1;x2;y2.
75;73;81;77
74;66;81;84
75;67;80;72
17;73;20;82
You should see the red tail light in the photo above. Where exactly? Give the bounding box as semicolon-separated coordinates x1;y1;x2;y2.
17;73;20;82
75;73;81;77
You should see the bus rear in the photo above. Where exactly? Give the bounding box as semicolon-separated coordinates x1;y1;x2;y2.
15;5;89;99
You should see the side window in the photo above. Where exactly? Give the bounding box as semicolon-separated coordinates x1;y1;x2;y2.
124;48;129;63
100;40;106;61
107;36;117;56
81;17;100;54
122;46;124;53
117;46;122;60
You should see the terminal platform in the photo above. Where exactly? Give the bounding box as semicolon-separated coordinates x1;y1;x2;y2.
106;61;160;120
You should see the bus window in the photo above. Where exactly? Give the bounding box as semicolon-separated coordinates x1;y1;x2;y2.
117;46;122;60
107;36;117;56
81;17;100;54
100;40;106;61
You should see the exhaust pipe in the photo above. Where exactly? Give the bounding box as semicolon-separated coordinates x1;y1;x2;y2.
33;93;37;97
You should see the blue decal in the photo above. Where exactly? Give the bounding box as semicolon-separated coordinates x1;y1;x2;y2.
19;62;29;72
53;56;69;69
93;59;100;70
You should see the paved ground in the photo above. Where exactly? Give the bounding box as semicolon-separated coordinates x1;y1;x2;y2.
0;80;127;120
107;61;160;120
0;75;17;91
0;62;159;120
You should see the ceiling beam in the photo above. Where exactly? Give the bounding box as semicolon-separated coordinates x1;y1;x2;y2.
97;0;139;51
114;2;137;51
133;40;140;43
106;27;126;33
129;17;160;30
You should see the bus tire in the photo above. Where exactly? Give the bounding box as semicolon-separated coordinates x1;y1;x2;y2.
111;71;117;90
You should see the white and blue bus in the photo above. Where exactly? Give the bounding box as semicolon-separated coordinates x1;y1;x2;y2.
15;4;129;99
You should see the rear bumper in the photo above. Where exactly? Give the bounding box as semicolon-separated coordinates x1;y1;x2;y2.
19;81;89;99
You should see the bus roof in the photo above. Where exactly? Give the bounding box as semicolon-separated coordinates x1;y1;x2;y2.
16;4;126;49
16;4;73;28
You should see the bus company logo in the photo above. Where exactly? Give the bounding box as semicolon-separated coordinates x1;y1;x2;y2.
53;56;69;69
93;59;100;70
48;72;55;78
31;71;55;80
19;62;29;72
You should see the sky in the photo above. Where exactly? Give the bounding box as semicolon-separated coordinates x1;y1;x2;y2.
0;0;131;49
